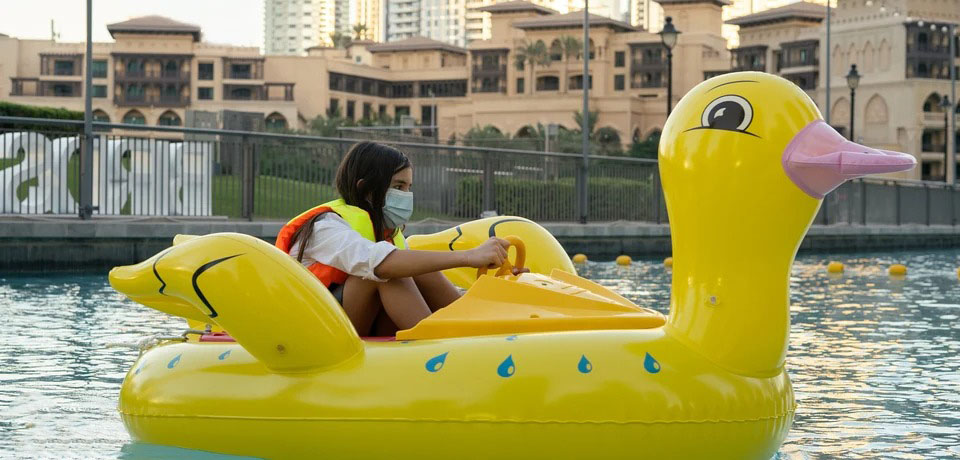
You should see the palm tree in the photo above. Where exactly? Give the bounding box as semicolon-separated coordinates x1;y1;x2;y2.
514;40;549;94
559;35;583;61
573;110;599;136
352;23;368;40
328;31;352;49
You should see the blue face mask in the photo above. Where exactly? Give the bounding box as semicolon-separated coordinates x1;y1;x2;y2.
383;188;413;228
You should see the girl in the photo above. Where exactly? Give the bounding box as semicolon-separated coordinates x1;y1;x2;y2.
276;141;516;336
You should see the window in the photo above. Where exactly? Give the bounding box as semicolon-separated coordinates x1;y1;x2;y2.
363;102;372;119
54;60;75;76
346;100;355;119
614;51;625;68
158;111;182;126
52;83;75;97
230;63;252;79
92;110;110;122
568;74;592;90
395;105;410;119
198;87;214;100
379;104;387;118
328;98;340;116
91;85;107;98
126;84;144;98
536;76;560;91
91;60;107;78
230;87;252;100
198;62;214;80
516;77;524;93
614;74;625;91
122;110;146;125
265;112;288;130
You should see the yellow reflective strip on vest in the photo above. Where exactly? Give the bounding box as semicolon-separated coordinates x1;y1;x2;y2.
323;198;406;249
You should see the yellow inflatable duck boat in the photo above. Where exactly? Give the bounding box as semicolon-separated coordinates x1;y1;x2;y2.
110;72;915;459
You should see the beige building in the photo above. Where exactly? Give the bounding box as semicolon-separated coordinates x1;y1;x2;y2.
1;2;730;147
729;0;960;180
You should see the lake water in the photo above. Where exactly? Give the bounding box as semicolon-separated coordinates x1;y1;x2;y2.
1;250;959;459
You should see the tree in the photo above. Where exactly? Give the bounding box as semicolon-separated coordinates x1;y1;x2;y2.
573;110;599;136
628;131;660;159
352;23;368;40
462;125;508;148
559;35;583;61
328;31;352;49
514;40;549;93
308;109;355;137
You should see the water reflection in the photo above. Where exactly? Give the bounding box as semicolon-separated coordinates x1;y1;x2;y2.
1;249;959;459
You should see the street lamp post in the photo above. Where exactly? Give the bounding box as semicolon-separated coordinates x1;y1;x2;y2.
659;17;680;116
846;64;861;141
941;96;951;181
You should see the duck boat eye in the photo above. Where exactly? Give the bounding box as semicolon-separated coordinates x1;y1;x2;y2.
701;95;754;133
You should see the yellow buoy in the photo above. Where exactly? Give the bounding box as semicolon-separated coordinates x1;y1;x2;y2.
956;267;959;279
826;261;844;273
888;264;907;276
572;253;588;264
616;255;632;266
664;257;673;268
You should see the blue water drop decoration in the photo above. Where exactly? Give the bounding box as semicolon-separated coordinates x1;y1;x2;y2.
218;350;231;361
505;335;518;341
644;352;661;374
497;355;516;377
167;354;182;369
425;352;448;372
578;355;593;374
134;365;143;375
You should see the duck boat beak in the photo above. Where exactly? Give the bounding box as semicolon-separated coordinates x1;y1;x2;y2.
782;120;917;199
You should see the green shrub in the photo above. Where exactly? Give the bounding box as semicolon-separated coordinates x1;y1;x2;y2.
0;101;83;133
456;176;655;221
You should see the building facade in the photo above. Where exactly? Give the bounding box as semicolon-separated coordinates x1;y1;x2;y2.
2;1;727;150
265;0;381;54
728;0;960;180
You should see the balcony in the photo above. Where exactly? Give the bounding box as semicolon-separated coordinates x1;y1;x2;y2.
116;94;191;107
472;64;507;75
115;69;191;82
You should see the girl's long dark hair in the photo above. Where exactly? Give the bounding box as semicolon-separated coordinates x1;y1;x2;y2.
292;141;410;263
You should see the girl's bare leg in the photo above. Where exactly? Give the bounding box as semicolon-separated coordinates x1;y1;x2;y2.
413;271;462;312
342;275;431;334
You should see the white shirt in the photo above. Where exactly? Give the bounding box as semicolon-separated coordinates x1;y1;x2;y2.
287;213;397;282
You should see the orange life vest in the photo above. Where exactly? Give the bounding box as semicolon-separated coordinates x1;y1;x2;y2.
275;199;407;287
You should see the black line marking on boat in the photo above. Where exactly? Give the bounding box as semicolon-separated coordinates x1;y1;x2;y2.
192;254;243;318
152;248;174;295
488;218;528;237
448;226;463;251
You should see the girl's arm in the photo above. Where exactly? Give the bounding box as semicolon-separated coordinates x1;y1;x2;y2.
374;237;511;280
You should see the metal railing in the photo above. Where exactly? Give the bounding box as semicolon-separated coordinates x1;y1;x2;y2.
0;116;958;226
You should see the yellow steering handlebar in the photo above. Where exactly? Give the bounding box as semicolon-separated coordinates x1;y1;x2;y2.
477;235;526;278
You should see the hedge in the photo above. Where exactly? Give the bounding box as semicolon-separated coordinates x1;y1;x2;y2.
456;176;656;221
0;101;83;133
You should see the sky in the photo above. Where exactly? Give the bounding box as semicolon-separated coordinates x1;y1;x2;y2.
0;0;265;49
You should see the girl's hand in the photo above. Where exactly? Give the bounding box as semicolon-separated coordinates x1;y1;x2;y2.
465;237;510;269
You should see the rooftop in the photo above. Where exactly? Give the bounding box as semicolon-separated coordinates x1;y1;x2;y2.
656;0;733;6
476;1;557;15
512;11;639;32
367;36;467;54
107;15;201;41
726;1;825;27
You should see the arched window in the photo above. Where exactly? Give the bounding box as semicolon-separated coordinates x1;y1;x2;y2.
265;112;288;131
126;59;143;74
158;111;182;126
516;125;536;138
122;110;146;125
922;93;941;112
92;109;110;123
588;39;596;60
549;40;562;62
632;128;641;144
